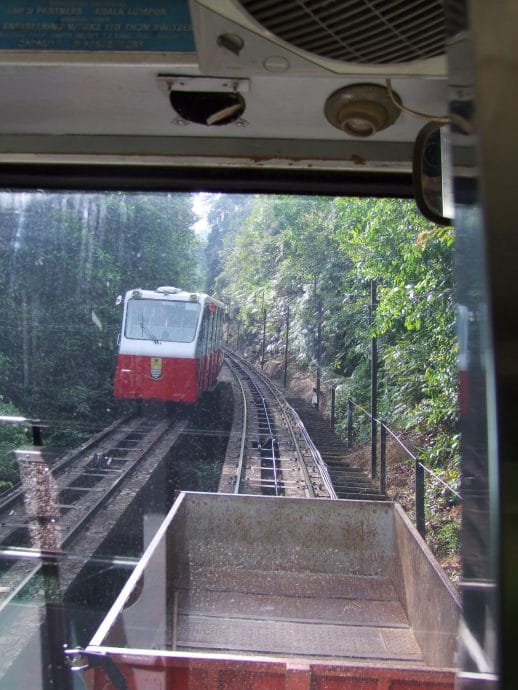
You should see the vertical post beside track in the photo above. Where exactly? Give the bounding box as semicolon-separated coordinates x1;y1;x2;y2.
283;305;290;389
380;420;387;496
261;291;266;369
370;279;378;479
415;458;426;538
347;398;353;449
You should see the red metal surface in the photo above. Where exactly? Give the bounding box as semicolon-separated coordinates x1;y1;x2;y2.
86;655;456;690
114;354;199;403
198;351;209;392
209;350;220;387
197;350;222;394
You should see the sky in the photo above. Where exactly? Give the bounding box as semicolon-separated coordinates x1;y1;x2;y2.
191;192;216;239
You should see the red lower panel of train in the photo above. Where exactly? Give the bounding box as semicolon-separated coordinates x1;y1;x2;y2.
86;656;456;690
114;354;213;403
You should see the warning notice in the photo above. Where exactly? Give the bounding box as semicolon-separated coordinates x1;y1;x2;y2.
0;1;195;51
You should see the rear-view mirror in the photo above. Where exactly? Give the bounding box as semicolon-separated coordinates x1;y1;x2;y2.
413;121;454;226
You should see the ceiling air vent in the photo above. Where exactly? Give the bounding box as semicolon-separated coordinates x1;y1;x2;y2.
190;0;447;77
238;0;446;65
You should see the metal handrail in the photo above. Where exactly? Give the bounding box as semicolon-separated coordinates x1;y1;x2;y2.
347;397;461;500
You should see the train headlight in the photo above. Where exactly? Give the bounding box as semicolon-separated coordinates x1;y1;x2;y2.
132;289;142;298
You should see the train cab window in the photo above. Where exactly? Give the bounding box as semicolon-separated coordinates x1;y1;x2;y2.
208;305;216;349
216;308;223;348
203;304;214;353
125;298;200;343
0;188;468;689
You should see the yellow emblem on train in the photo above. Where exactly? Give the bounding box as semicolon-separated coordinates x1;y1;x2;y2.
150;357;163;380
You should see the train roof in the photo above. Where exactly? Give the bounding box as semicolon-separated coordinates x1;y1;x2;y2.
124;287;225;309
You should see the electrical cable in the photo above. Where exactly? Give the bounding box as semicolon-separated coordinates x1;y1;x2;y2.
386;78;450;124
385;78;472;134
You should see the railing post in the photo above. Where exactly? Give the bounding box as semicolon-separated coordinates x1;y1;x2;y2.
261;302;266;369
316;298;322;410
415;458;426;538
347;398;353;448
283;304;290;388
370;279;378;479
32;422;43;446
380;420;386;496
330;387;336;430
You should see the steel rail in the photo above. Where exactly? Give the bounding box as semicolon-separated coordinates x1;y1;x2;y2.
224;353;281;494
0;415;187;614
0;415;135;511
241;357;336;499
287;405;337;500
61;417;188;547
225;350;307;496
227;353;282;496
224;359;249;494
226;348;336;499
224;349;336;498
258;393;281;496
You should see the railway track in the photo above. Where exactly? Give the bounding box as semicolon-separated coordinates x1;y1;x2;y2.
0;353;376;618
0;357;390;684
1;353;336;602
0;411;191;681
221;349;336;499
0;413;188;613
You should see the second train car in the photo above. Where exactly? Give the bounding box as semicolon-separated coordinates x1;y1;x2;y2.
113;286;225;404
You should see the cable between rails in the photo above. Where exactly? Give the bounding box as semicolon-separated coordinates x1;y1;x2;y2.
225;349;336;500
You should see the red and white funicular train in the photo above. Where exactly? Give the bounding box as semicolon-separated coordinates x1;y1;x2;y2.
114;286;225;404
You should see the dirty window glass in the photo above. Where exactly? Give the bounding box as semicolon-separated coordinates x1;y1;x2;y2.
0;190;466;689
125;299;200;343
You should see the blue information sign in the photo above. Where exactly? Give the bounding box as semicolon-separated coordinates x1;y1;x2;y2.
0;1;195;51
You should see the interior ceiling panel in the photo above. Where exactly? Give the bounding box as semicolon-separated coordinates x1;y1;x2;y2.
0;62;446;141
0;0;448;172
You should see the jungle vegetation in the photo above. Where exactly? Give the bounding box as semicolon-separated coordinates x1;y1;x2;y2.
207;194;459;555
209;196;456;438
0;191;458;548
0;191;199;490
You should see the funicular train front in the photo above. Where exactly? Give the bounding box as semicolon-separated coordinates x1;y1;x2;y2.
114;286;224;404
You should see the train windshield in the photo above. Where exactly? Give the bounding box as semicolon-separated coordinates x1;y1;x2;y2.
125;298;200;343
0;188;482;689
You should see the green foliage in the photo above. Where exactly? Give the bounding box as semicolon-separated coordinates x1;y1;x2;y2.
0;191;200;445
207;193;458;484
0;397;27;490
332;198;457;473
427;495;461;564
204;194;253;293
434;517;461;557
